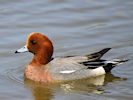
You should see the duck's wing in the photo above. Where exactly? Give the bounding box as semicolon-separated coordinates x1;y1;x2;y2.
51;47;128;74
51;48;128;74
50;56;128;81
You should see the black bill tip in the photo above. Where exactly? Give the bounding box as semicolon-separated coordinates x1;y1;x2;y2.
15;51;19;53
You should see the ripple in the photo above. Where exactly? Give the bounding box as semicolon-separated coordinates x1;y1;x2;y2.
6;66;25;84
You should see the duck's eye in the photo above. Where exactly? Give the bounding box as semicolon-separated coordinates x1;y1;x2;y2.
31;40;37;45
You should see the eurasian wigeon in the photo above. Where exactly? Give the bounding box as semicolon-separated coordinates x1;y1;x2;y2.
15;32;128;83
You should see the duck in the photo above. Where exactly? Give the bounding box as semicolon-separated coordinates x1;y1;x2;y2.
15;32;128;83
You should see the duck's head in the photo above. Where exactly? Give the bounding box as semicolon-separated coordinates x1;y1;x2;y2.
15;32;54;65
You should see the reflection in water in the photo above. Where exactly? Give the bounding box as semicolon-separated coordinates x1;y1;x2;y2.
24;79;54;100
30;84;53;100
24;73;127;100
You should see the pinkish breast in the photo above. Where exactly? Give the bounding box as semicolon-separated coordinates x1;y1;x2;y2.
25;65;54;83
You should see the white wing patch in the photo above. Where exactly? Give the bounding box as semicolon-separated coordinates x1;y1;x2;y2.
60;70;76;74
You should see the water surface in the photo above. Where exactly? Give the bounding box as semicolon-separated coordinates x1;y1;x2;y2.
0;0;133;100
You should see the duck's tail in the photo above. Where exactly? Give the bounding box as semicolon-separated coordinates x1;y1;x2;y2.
103;59;129;73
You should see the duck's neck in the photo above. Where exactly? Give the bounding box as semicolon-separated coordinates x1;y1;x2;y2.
30;47;53;67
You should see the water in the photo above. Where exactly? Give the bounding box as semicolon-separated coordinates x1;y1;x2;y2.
0;0;133;100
